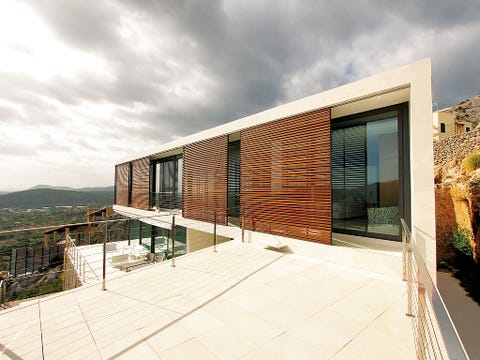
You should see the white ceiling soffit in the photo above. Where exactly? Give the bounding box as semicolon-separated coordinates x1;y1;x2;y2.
331;86;410;119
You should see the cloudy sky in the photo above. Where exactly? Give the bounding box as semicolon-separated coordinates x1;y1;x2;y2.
0;0;479;192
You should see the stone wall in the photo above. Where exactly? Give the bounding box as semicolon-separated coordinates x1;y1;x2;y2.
434;126;480;169
434;126;480;263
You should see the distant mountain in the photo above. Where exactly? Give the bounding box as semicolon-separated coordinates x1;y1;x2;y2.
28;185;113;192
0;189;113;208
28;185;74;191
78;186;114;192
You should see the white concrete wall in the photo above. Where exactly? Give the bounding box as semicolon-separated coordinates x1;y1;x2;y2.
408;59;437;281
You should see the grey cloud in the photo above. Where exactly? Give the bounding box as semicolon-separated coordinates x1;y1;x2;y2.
29;1;121;53
0;135;38;156
432;29;480;107
0;105;21;123
2;0;480;190
110;0;480;142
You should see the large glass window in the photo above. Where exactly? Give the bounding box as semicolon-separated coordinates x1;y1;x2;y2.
151;155;183;209
332;106;407;239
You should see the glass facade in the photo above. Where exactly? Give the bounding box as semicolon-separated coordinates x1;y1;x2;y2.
151;224;186;259
151;155;183;209
332;107;406;239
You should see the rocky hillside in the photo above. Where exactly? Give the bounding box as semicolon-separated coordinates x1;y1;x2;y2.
1;265;63;302
434;126;480;263
451;93;480;125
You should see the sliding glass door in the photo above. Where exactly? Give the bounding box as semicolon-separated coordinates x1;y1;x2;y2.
331;104;408;240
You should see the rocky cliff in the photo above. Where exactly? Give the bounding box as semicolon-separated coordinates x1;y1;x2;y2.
451;94;480;125
434;126;480;263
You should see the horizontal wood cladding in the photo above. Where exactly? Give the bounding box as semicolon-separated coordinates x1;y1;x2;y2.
115;162;130;207
183;136;228;224
131;157;150;210
241;108;332;244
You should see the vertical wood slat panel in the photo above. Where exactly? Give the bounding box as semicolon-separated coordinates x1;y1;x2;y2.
115;162;130;206
241;108;332;244
183;136;228;224
131;156;150;210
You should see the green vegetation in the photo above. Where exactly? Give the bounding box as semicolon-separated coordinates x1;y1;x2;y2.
463;152;480;174
0;198;115;302
0;188;113;208
446;227;480;305
16;279;63;300
0;207;96;271
452;227;474;259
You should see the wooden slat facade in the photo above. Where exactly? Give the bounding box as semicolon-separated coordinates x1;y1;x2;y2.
241;108;332;244
131;157;150;210
183;136;228;224
115;162;130;207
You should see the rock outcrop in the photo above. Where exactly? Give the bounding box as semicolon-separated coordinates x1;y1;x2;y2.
4;265;62;300
434;127;480;263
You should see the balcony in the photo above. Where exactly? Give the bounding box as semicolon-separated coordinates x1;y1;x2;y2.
0;210;469;359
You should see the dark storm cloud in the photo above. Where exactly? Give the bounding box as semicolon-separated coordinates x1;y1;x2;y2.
2;0;479;191
27;0;480;130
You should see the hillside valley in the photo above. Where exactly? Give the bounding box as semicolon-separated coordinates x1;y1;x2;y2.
0;188;113;209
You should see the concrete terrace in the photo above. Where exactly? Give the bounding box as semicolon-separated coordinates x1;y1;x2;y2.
0;240;415;360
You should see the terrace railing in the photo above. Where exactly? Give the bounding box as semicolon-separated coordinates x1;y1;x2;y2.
401;219;470;360
9;245;64;277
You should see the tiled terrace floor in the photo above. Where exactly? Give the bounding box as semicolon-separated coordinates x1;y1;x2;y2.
0;240;415;360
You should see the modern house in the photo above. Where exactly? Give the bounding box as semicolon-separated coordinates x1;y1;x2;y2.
114;58;436;279
433;107;474;141
2;59;470;360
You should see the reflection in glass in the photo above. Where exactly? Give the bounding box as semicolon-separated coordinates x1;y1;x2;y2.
152;156;183;209
332;113;399;237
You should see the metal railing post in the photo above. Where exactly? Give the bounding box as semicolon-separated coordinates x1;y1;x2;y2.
406;242;413;316
78;254;81;282
417;283;427;360
171;215;176;267
402;225;407;281
242;207;245;242
1;280;6;305
0;280;4;305
62;229;69;291
213;210;217;252
102;223;107;291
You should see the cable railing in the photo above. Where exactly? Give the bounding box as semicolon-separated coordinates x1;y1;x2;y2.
2;209;472;360
64;231;98;289
0;207;240;310
401;219;470;360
